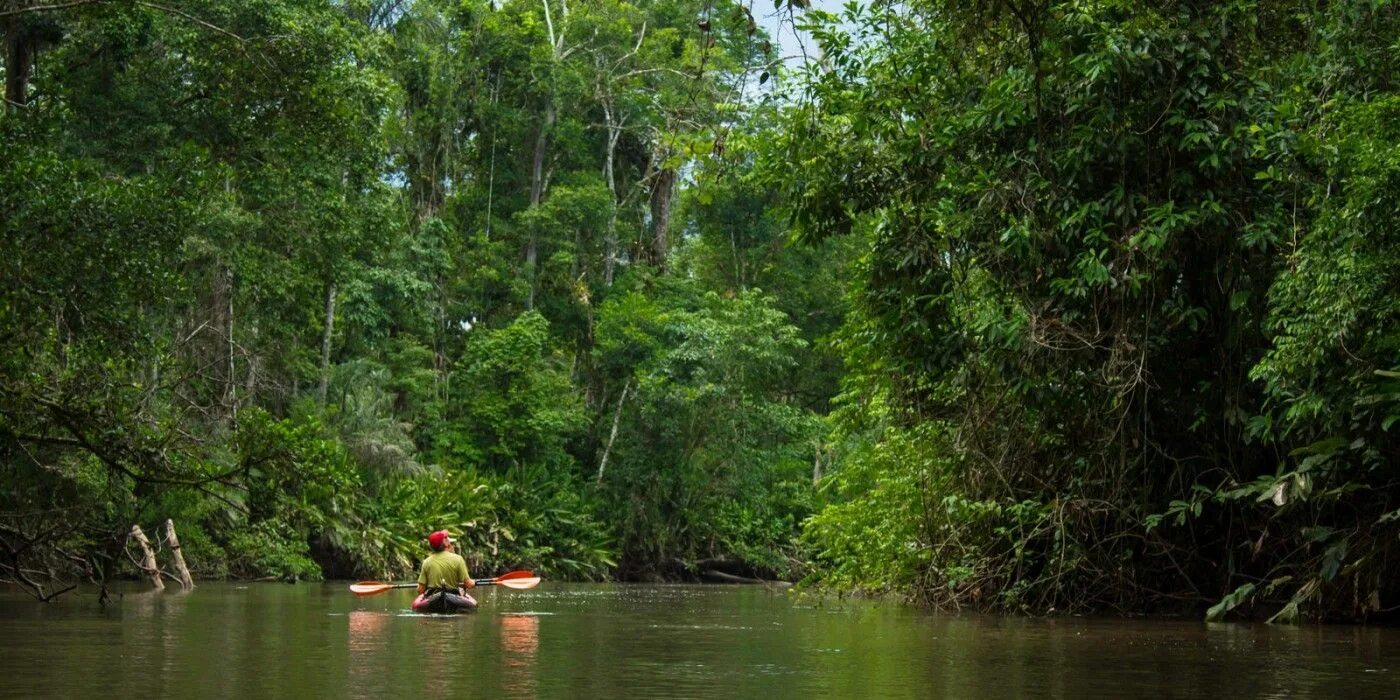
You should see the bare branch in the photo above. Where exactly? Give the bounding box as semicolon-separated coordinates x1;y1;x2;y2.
0;0;98;17
611;21;647;69
131;2;242;42
0;0;244;43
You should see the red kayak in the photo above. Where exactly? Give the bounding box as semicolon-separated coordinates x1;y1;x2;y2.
412;589;478;614
349;570;537;612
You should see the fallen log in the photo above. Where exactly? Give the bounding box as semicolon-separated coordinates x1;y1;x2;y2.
700;569;791;587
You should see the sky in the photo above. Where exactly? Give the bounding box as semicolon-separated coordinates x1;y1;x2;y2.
754;0;848;66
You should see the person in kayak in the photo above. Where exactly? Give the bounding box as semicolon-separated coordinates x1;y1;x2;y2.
414;530;477;613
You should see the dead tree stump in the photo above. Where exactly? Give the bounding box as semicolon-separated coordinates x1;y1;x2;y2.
130;524;164;591
164;519;194;590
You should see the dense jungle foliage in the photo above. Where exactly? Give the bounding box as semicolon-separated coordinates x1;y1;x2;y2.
3;0;1398;623
0;0;842;593
781;0;1400;621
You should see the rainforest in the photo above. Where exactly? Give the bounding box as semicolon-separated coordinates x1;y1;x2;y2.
2;0;1398;623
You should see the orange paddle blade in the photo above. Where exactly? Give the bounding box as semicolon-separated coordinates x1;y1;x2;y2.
473;570;535;586
495;576;541;590
349;581;414;596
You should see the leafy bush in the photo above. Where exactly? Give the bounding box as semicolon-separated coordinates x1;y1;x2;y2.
226;522;322;582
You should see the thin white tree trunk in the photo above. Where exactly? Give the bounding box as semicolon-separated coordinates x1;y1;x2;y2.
596;379;632;483
526;100;556;310
318;282;336;405
602;98;623;287
485;73;502;239
227;266;237;423
527;0;568;309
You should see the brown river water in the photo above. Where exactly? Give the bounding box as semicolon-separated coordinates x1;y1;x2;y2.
0;582;1396;698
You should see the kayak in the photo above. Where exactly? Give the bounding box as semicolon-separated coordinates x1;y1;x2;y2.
412;590;478;614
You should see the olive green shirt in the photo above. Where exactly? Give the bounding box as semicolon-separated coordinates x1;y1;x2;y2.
417;551;470;590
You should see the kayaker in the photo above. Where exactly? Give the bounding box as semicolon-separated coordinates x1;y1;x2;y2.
414;530;477;613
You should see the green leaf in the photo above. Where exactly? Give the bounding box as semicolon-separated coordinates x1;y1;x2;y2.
1206;582;1256;622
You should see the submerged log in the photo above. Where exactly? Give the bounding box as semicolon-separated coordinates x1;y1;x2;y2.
700;569;790;587
164;519;194;590
129;525;164;591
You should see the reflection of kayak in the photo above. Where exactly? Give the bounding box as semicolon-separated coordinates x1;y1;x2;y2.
412;590;478;614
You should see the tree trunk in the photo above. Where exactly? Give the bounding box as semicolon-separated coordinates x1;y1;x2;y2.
649;165;675;272
525;102;555;310
163;520;194;590
701;569;780;585
3;21;35;111
484;74;502;238
527;0;568;309
403;70;445;220
199;262;237;421
225;266;237;423
129;525;164;591
596;378;631;483
317;281;336;406
602;101;622;287
529;105;553;207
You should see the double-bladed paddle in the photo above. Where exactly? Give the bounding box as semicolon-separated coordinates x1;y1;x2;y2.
349;570;540;596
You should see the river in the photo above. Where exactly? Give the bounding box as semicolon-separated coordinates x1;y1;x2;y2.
0;583;1396;698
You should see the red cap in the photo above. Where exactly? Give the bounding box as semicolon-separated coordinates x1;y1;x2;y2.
428;530;454;550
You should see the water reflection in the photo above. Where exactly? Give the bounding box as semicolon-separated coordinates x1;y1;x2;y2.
119;589;190;693
159;591;191;682
347;610;390;699
407;613;478;700
500;614;539;697
348;610;390;652
6;584;1400;698
501;614;539;655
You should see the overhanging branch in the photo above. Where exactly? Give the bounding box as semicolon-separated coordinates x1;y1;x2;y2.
0;0;243;43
